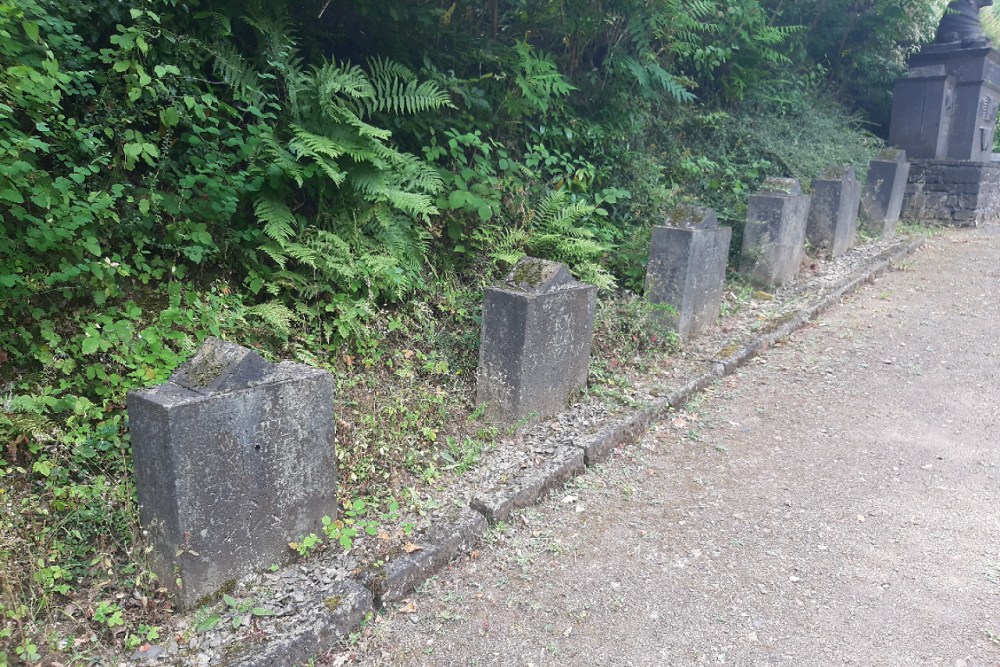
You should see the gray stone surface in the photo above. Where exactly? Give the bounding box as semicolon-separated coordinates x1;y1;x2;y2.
890;75;955;159
645;208;732;340
739;178;811;287
226;580;373;667
364;506;487;605
807;165;862;257
860;149;911;237
896;45;1000;163
470;446;585;524
574;412;652;465
901;158;1000;226
127;338;338;609
477;257;597;423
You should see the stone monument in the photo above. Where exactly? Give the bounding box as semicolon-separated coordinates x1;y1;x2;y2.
807;165;862;256
890;0;1000;225
477;257;596;423
645;207;731;340
127;338;338;608
739;178;811;288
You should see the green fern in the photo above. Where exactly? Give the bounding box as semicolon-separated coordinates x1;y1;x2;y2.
245;301;297;337
506;41;575;116
195;13;453;341
492;189;615;290
254;196;298;245
367;56;453;115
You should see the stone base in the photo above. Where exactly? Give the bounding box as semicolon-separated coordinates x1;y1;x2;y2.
901;159;1000;227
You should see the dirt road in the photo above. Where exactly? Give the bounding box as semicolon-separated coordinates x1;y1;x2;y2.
339;226;1000;667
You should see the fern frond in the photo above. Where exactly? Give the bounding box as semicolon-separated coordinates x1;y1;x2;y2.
258;128;306;187
0;410;60;443
245;300;297;337
312;60;376;103
254;196;298;245
288;125;347;161
621;56;696;103
368;76;452;116
259;239;289;270
207;41;268;107
287;125;349;185
368;56;414;82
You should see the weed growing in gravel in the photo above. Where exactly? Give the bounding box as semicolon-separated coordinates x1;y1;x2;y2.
590;291;680;388
289;500;414;557
896;222;944;237
720;272;758;317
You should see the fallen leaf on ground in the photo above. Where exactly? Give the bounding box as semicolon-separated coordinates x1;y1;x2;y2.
399;599;417;613
403;542;422;554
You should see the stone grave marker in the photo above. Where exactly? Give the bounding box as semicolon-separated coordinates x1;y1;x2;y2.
806;165;862;257
739;178;811;288
860;148;911;237
645;206;731;340
128;338;337;608
477;257;597;423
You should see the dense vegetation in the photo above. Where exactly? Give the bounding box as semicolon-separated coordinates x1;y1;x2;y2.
0;0;953;661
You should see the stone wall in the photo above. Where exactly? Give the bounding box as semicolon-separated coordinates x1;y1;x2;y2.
901;159;1000;226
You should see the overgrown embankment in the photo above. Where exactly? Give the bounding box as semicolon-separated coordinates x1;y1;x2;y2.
0;1;944;662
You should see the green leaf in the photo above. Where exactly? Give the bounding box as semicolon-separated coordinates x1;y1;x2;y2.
160;106;180;127
195;614;221;633
222;594;237;608
250;607;275;617
22;21;40;43
81;337;100;355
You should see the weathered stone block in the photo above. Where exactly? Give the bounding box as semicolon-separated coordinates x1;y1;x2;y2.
645;207;732;341
889;75;954;159
739;178;811;288
477;257;597;423
128;338;338;609
860;148;911;237
806;165;862;257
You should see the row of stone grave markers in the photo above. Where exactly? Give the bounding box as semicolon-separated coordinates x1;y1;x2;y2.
127;153;914;610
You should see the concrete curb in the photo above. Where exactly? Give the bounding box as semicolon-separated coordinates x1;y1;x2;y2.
361;506;487;606
197;236;926;667
226;580;373;667
470;445;586;524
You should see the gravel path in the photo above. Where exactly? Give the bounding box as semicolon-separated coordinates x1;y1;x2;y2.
336;225;1000;667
